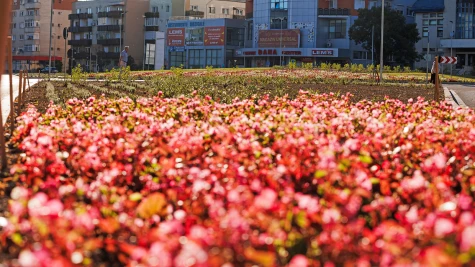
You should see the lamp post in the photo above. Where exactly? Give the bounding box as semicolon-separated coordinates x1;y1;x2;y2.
48;0;54;79
119;11;127;63
278;17;284;66
143;15;146;71
379;0;384;82
450;20;454;78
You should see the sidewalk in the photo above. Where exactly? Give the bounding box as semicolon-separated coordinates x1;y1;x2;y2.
0;74;40;125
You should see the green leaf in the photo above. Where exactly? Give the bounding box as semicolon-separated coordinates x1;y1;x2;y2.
359;154;373;164
314;170;328;178
129;192;142;202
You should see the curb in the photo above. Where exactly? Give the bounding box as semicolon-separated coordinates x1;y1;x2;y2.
443;86;468;108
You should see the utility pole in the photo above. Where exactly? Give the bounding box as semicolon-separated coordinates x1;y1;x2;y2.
143;15;146;71
426;33;429;84
379;0;384;82
280;18;283;66
48;0;54;80
371;25;374;66
450;20;454;78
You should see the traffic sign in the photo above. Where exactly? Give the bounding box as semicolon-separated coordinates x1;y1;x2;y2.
440;56;457;64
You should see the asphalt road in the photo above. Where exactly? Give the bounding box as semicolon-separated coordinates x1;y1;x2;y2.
445;83;475;109
0;74;39;125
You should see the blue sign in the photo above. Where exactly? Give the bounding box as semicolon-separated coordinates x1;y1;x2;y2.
190;21;204;27
169;47;185;52
168;22;187;28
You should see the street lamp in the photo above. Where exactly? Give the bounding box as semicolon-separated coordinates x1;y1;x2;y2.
119;11;127;61
450;20;454;77
276;17;285;66
48;0;54;79
143;15;146;71
379;0;384;82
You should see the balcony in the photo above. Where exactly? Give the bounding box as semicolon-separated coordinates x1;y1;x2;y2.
69;13;93;20
70;26;93;33
97;51;120;59
145;26;159;31
185;10;204;18
98;11;123;18
24;0;41;9
232;14;245;20
24;27;40;33
318;8;350;16
97;38;122;45
98;25;122;31
144;12;160;18
68;39;92;46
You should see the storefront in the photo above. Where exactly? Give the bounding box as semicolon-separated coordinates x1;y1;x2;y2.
11;56;63;72
234;48;349;67
165;19;246;69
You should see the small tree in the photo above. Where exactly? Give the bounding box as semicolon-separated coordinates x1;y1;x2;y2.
349;7;421;66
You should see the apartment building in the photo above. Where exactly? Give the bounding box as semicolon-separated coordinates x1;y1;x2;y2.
11;0;74;72
179;0;246;20
233;0;417;67
414;0;475;74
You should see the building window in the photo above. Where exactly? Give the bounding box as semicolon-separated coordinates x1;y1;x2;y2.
222;8;229;15
145;43;155;65
76;9;81;14
247;21;253;40
328;19;346;39
206;49;222;67
152;6;159;12
209;7;215;14
329;0;337;9
226;28;244;46
87;8;92;14
430;13;436;17
271;0;288;10
438;19;444;25
423;13;429;18
27;10;35;16
170;51;185;68
191;5;198;11
353;51;367;60
166;5;170;12
456;0;475;39
57;36;61;39
12;35;16;41
19;35;24;40
422;27;428;37
429;19;437;25
437;27;443;37
106;6;111;12
96;7;101;13
270;17;287;29
438;12;443;17
423;20;428;25
189;49;205;68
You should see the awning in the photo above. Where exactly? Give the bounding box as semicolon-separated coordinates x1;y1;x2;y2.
12;56;62;61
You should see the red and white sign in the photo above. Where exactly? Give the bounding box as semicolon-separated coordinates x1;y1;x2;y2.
258;29;300;48
204;26;225;46
258;49;277;55
167;28;185;47
440;56;457;64
312;50;334;56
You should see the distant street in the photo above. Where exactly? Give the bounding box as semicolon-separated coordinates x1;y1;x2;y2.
445;83;475;109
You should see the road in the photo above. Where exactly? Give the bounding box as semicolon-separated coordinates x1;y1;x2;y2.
445;83;475;109
0;74;39;125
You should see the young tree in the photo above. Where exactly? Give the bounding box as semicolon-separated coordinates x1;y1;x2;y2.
349;7;421;66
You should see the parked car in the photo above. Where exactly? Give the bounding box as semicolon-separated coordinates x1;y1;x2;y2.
40;67;58;73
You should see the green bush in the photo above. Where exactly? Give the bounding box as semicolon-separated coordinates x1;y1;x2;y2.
71;65;86;84
288;61;297;70
302;63;313;70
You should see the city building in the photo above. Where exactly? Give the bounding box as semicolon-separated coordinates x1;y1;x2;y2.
10;0;74;72
165;18;246;68
178;0;246;20
413;0;475;74
234;0;418;68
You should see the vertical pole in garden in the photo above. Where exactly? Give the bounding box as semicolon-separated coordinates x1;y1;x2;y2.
18;70;23;118
8;37;15;135
0;0;13;161
379;0;384;82
23;70;27;104
26;69;31;91
435;56;439;102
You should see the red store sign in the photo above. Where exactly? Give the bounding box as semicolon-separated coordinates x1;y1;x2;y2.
243;51;256;55
258;49;277;55
312;50;334;56
282;51;301;55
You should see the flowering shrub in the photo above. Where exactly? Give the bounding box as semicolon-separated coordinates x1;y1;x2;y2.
1;92;475;266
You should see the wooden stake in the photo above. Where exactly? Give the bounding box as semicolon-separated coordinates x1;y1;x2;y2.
0;0;13;171
435;56;440;102
26;69;31;92
8;37;14;135
22;70;27;107
18;70;23;118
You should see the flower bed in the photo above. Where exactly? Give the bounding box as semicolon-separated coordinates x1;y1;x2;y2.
1;92;475;266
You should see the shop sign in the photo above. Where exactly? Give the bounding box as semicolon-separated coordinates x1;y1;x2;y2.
312;49;334;56
243;51;256;55
204;26;225;46
167;28;185;47
258;49;277;55
282;51;301;55
258;29;300;48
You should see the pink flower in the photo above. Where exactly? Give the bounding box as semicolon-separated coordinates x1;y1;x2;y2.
288;255;308;267
322;208;341;224
461;225;475;251
434;218;455;238
401;170;425;191
148;242;172;267
18;250;39;267
254;188;277;210
174;241;208;267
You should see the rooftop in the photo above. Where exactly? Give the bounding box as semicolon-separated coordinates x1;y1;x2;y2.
411;0;444;13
